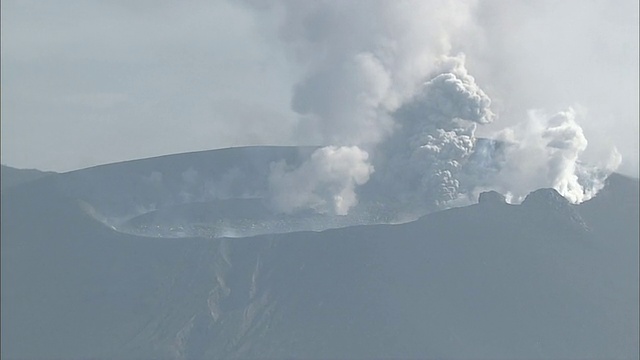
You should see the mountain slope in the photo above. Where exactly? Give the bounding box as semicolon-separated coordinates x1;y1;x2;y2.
50;146;318;217
1;164;55;191
2;170;638;359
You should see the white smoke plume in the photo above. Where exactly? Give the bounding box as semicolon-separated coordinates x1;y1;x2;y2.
248;0;478;146
469;108;622;204
268;146;374;215
178;167;199;203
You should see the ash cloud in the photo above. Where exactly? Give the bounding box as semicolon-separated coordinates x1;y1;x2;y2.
254;1;487;215
251;1;624;216
265;54;621;215
3;0;635;179
377;55;495;207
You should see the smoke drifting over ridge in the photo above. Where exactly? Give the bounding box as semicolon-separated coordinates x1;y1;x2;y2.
268;146;373;215
478;108;622;204
254;0;624;215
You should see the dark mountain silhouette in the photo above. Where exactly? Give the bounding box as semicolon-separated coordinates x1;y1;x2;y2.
1;148;638;359
25;146;419;237
1;164;55;191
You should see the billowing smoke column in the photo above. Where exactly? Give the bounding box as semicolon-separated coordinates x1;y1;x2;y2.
379;55;495;207
267;54;621;215
268;146;374;215
249;0;477;147
255;1;621;216
255;0;484;215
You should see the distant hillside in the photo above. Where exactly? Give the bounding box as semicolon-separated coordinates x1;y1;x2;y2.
1;165;55;191
51;146;318;217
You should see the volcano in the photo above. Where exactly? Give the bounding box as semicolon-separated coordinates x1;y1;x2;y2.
1;146;638;359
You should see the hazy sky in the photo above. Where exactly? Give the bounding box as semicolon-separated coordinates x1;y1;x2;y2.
2;0;638;177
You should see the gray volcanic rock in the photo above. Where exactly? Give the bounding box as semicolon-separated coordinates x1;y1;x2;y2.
522;188;571;208
478;190;506;204
521;188;590;232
